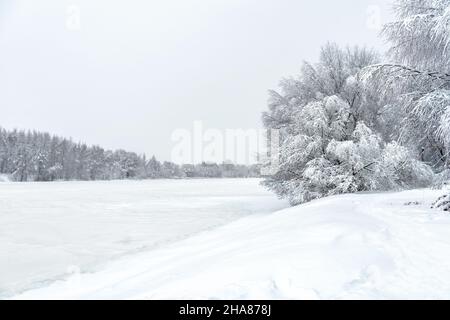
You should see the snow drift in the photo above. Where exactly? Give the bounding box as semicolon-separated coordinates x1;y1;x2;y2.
11;188;450;300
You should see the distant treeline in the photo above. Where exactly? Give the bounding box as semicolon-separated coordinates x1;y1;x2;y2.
0;127;260;182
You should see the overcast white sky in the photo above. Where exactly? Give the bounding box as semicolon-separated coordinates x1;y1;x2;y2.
0;0;393;161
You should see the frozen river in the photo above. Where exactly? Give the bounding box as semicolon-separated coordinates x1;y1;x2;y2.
0;178;286;298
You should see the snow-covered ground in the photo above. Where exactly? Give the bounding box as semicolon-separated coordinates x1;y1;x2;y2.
9;186;450;300
0;178;286;298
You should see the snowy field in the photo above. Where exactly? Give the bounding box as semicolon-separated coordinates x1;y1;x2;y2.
0;178;286;298
9;186;450;300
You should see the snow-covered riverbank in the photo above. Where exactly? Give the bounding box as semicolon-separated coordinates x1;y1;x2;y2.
10;187;450;300
0;178;286;298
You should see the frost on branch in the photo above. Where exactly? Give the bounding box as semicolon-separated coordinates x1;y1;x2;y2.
382;0;450;71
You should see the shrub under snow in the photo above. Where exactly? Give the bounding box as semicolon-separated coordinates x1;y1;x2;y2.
433;194;450;211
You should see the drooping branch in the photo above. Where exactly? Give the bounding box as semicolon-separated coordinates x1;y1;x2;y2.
363;64;450;83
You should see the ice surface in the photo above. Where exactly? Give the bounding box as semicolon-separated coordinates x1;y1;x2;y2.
10;188;450;300
0;178;286;298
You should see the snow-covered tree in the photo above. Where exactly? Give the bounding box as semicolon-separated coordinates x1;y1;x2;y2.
263;43;433;205
0;127;260;182
264;98;432;205
161;161;184;178
364;0;450;165
146;156;162;179
363;0;450;210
